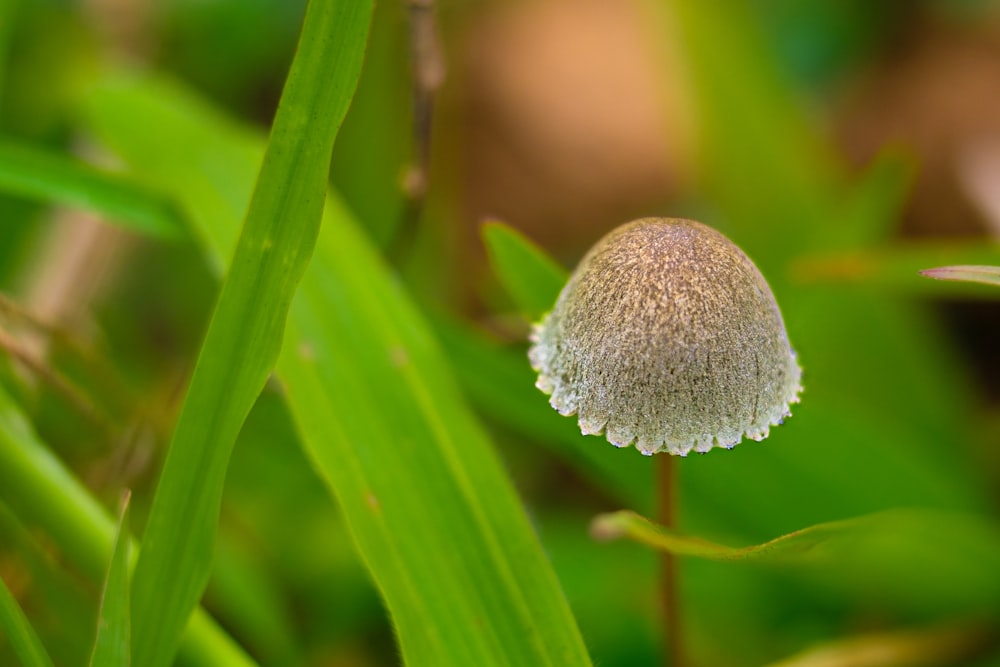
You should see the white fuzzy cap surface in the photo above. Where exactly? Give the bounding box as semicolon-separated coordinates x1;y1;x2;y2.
529;218;801;456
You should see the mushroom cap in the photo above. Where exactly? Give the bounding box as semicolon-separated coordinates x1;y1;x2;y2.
529;218;801;456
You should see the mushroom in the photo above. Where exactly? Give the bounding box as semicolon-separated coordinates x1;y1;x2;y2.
529;218;801;456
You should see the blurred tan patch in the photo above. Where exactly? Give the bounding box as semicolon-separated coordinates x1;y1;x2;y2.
456;0;694;255
837;10;1000;239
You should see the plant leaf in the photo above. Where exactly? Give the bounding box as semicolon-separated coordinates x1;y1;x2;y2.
0;384;256;666
432;315;653;510
0;571;55;667
482;221;568;321
128;2;372;666
81;69;594;667
919;265;1000;288
793;243;1000;293
89;492;131;667
592;506;1000;620
763;622;996;667
0;140;185;239
591;507;1000;582
592;509;831;561
328;0;412;248
277;200;592;666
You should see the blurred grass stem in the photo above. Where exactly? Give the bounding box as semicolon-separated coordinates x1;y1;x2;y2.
658;454;683;667
0;326;107;429
390;0;444;261
403;0;443;204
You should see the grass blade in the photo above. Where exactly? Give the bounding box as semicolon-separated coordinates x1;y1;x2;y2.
591;505;1000;594
763;622;996;667
432;315;653;510
0;140;185;239
0;572;54;667
592;507;1000;615
481;220;568;321
0;384;256;666
82;70;593;667
0;503;98;665
919;265;1000;288
279;201;592;666
128;2;372;665
592;510;871;561
89;492;132;667
793;242;1000;294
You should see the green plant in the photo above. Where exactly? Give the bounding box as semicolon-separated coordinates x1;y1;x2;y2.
0;1;999;666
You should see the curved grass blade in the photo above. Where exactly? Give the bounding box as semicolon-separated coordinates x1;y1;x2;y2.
476;223;655;508
432;315;652;510
0;572;54;667
482;221;568;321
89;491;131;667
919;265;1000;288
592;507;1000;575
595;507;1000;616
81;71;593;667
0;503;98;665
0;384;256;667
592;510;870;561
764;622;996;667
0;140;184;239
279;201;592;666
793;242;1000;293
128;2;372;666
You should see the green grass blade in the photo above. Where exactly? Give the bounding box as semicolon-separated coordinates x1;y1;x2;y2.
592;506;1000;580
592;509;865;561
128;2;371;666
476;222;656;508
0;384;256;667
594;507;1000;613
89;492;131;667
0;140;184;239
81;69;593;667
0;503;98;665
328;0;411;248
432;316;653;510
764;622;996;667
0;572;54;667
919;265;1000;288
481;221;568;321
793;242;1000;294
279;202;592;666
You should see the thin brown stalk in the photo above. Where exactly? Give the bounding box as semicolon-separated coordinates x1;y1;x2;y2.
390;0;445;261
403;0;444;204
658;454;684;667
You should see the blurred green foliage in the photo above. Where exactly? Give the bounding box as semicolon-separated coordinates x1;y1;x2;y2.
0;0;999;666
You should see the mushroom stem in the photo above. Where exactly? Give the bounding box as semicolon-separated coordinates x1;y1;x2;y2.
658;454;684;667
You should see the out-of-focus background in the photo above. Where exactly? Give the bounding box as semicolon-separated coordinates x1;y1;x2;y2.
2;0;1000;665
